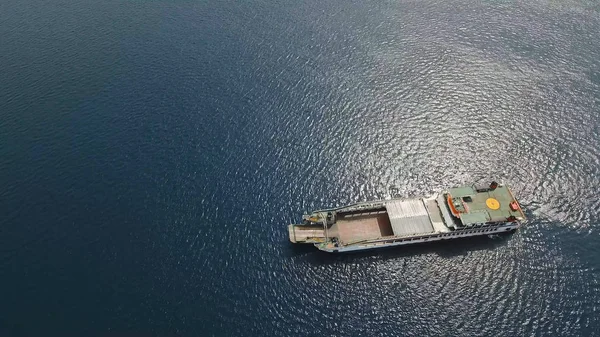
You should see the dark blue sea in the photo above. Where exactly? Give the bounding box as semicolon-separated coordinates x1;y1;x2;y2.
2;0;600;336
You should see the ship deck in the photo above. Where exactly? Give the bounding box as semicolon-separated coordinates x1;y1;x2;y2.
328;198;444;244
448;185;524;225
329;214;393;244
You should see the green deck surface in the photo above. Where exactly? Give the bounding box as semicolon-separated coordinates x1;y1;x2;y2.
448;186;477;198
460;211;490;224
450;185;521;225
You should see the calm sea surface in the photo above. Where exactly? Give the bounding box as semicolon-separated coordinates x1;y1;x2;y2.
1;0;600;336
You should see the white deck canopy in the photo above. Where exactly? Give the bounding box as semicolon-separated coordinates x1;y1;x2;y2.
385;199;434;236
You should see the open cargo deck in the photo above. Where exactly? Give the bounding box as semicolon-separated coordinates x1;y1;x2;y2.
289;198;444;244
331;213;393;244
332;198;444;244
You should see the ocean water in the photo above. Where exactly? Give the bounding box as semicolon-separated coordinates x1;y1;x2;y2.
1;0;600;336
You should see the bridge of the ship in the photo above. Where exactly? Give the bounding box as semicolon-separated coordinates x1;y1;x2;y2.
330;198;447;244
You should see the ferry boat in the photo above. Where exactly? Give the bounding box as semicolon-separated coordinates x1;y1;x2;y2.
288;182;525;253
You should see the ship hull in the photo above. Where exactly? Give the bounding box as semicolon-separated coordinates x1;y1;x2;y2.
289;182;525;253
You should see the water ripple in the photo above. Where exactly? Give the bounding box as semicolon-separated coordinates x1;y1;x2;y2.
2;0;600;335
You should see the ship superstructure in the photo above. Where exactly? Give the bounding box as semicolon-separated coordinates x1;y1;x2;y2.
288;182;525;253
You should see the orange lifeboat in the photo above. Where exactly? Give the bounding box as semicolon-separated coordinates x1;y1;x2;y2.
447;194;461;216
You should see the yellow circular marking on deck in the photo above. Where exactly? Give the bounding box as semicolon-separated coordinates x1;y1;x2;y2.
486;198;500;210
